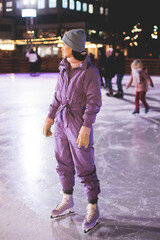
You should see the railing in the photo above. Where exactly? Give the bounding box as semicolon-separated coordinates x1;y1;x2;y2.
0;57;60;73
0;57;160;76
124;58;160;76
0;57;29;73
94;58;160;76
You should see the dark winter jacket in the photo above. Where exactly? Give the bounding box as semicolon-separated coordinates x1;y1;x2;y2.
115;52;125;74
104;55;115;78
98;53;106;71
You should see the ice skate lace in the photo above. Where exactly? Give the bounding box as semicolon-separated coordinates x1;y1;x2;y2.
56;197;69;210
85;205;96;222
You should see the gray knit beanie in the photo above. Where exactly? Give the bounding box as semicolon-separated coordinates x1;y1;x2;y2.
62;29;86;52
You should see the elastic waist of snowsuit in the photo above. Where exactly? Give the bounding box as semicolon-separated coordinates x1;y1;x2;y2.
58;103;86;127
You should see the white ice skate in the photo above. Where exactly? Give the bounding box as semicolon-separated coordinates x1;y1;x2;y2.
82;203;99;233
50;193;74;219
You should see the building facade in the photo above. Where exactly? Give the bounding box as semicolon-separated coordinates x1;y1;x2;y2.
0;0;112;57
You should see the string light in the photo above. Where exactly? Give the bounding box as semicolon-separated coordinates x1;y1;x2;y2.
0;37;102;51
151;25;158;39
123;22;142;47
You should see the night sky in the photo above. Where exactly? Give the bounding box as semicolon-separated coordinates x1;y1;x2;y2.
109;0;159;31
108;0;160;57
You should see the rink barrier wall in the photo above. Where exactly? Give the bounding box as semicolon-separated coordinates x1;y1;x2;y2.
0;57;160;75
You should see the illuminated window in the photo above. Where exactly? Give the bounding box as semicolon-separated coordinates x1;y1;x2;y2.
38;0;45;9
0;2;3;11
30;0;36;5
16;1;22;8
22;0;36;5
82;2;87;12
105;8;108;16
69;0;75;10
6;8;12;11
6;1;13;11
76;1;81;11
49;0;56;8
100;6;103;14
6;1;12;7
23;0;28;5
88;4;93;14
62;0;68;8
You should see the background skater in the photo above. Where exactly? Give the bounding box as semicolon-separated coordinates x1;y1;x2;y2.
105;48;115;96
98;47;106;88
114;49;125;98
25;48;38;76
126;59;154;114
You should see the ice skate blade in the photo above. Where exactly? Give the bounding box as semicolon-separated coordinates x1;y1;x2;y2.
50;210;75;219
84;221;99;233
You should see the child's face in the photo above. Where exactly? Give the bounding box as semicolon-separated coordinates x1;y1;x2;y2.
133;64;140;69
106;50;112;57
62;43;73;58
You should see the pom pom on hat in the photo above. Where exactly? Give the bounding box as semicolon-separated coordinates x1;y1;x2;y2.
62;29;86;53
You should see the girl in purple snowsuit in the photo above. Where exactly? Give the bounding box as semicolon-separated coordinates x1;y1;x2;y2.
43;29;102;232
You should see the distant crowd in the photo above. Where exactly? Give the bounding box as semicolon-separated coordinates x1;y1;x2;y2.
97;47;154;114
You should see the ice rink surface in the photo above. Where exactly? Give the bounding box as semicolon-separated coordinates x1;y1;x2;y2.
0;72;160;240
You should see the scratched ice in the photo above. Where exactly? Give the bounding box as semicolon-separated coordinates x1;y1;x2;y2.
0;73;160;240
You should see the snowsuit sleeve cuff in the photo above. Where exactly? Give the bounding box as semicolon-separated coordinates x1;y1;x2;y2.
82;120;92;129
47;104;58;120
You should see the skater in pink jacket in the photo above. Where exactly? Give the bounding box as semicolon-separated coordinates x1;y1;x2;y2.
126;59;154;114
43;29;102;233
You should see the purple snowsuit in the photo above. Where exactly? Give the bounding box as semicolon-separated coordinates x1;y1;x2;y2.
48;56;102;201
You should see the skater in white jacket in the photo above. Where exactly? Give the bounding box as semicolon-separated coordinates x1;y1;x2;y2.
26;48;38;76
